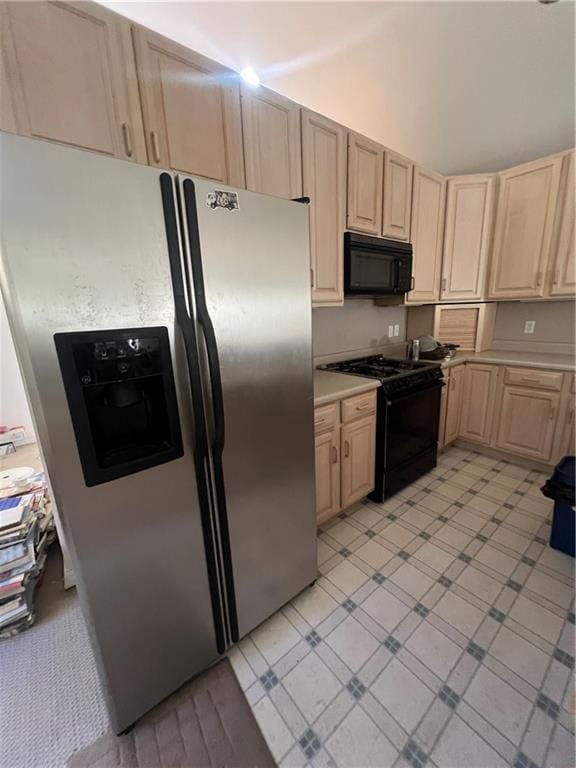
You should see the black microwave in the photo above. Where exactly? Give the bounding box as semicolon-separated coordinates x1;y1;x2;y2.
344;232;413;296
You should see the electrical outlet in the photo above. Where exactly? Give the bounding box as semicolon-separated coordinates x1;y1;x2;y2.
388;325;394;338
394;324;400;337
524;320;536;334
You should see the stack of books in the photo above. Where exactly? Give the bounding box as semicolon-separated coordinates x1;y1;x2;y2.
0;478;55;638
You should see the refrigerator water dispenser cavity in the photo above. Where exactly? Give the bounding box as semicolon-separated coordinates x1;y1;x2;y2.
54;327;183;486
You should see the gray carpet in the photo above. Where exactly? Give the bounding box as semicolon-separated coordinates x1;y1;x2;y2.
0;548;109;768
67;658;275;768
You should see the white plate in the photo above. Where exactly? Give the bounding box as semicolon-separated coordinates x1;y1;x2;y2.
0;466;35;490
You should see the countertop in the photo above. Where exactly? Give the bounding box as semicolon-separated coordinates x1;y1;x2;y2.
313;348;574;406
441;349;575;372
314;370;380;406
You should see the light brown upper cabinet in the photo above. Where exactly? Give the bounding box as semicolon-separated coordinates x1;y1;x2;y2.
548;151;575;297
487;154;564;299
406;166;446;303
459;363;498;445
132;26;244;185
1;1;146;162
346;133;383;235
241;86;301;198
302;110;347;306
441;175;496;301
382;151;413;241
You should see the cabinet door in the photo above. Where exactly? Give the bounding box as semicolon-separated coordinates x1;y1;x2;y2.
382;150;413;241
407;166;446;303
1;1;145;162
459;364;498;445
444;365;465;445
315;428;340;525
347;133;383;235
133;27;244;185
438;373;449;450
341;415;376;508
496;387;560;462
549;151;575;297
241;86;301;198
441;175;495;301
302;110;346;306
488;154;563;299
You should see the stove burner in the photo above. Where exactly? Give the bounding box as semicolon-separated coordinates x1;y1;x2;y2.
319;355;443;396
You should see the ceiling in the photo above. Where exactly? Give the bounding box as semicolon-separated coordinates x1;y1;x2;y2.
101;1;575;174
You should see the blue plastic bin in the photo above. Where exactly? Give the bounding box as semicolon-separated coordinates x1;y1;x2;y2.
542;456;575;558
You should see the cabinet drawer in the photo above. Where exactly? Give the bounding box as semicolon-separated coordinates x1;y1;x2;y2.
341;391;377;423
503;367;563;391
314;402;339;433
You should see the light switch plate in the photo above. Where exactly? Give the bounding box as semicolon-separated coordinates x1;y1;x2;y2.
394;324;400;337
388;325;394;337
524;320;536;334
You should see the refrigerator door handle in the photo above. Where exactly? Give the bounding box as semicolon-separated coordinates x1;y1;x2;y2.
181;177;239;644
159;171;229;654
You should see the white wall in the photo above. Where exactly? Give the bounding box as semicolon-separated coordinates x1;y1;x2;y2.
493;300;575;349
312;301;406;357
0;293;35;443
101;0;575;174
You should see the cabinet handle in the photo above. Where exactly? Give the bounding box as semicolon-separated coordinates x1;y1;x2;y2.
310;267;315;288
553;269;560;285
121;122;133;158
570;410;574;425
521;377;541;384
355;403;372;412
410;275;415;290
344;440;350;457
536;271;543;286
549;404;556;421
332;445;338;463
150;131;161;164
441;277;447;291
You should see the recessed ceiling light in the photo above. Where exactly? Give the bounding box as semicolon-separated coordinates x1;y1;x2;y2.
240;66;260;87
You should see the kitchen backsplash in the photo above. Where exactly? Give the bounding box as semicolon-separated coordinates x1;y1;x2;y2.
492;300;575;353
312;301;406;358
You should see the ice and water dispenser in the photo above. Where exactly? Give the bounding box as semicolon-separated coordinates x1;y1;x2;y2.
54;327;183;486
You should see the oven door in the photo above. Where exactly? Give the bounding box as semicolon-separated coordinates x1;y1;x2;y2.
383;382;443;470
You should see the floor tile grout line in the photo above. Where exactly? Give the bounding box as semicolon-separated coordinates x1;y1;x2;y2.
236;446;569;768
515;607;575;767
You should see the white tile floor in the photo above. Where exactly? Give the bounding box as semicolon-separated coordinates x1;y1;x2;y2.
229;447;575;768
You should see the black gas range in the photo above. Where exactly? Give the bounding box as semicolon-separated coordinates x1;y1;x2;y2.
320;355;444;501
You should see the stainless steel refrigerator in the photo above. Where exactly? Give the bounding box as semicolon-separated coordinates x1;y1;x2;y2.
0;132;317;733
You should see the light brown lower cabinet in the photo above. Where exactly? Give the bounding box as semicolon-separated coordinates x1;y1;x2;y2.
495;387;560;462
558;401;575;459
444;365;465;445
442;362;573;466
340;415;377;508
459;363;499;445
314;428;341;524
314;391;377;524
438;376;449;449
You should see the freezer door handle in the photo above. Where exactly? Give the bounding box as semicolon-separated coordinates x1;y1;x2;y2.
182;177;239;644
159;171;229;654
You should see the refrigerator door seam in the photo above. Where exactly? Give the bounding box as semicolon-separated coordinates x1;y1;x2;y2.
159;172;229;653
181;177;239;644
